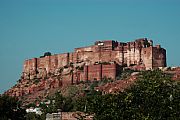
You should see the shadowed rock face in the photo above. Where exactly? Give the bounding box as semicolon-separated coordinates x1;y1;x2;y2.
5;38;166;100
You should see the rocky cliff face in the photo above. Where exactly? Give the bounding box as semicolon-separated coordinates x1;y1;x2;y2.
5;61;119;100
5;62;80;98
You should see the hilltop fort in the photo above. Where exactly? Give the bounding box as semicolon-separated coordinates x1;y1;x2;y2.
6;38;166;98
23;38;166;81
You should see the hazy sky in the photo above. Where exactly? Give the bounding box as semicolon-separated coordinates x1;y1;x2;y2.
0;0;180;93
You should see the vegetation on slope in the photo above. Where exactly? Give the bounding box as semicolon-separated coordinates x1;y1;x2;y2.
1;70;180;120
74;70;180;119
0;95;26;120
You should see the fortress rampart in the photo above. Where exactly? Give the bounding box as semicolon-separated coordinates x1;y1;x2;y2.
22;38;166;82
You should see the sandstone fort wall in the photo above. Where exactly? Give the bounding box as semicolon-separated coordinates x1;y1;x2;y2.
22;38;166;82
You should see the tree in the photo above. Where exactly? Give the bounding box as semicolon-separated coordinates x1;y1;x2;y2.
26;112;43;120
44;52;51;57
0;95;26;120
40;52;52;58
54;92;65;111
75;70;180;120
124;70;180;119
43;92;74;113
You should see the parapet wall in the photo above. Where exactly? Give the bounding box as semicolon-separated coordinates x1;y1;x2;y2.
84;63;120;81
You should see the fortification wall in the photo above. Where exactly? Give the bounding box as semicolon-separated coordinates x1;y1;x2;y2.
83;64;119;81
141;47;153;70
75;45;96;52
102;64;117;79
87;64;102;81
57;53;69;68
22;38;166;81
152;46;166;68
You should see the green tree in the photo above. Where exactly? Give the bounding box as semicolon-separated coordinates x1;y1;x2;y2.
54;92;65;111
44;92;74;113
26;112;42;120
43;52;51;57
40;52;52;58
124;70;180;119
0;95;26;120
75;70;180;120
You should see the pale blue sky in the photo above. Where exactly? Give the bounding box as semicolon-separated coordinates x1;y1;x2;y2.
0;0;180;93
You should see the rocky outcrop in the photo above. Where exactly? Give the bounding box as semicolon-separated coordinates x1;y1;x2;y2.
95;73;138;94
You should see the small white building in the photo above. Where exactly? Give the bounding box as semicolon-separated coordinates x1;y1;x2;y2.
26;107;42;115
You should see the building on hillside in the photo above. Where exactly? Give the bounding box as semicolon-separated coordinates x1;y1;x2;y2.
21;38;166;84
26;107;42;115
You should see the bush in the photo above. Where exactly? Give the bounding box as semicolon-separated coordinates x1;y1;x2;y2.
33;79;40;85
26;103;36;108
117;68;136;80
40;52;52;58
